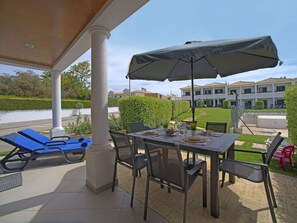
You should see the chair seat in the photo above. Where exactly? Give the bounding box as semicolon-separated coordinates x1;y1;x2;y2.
183;157;204;167
135;153;147;169
220;160;263;183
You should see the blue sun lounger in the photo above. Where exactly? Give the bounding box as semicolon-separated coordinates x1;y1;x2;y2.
0;133;90;172
18;128;91;146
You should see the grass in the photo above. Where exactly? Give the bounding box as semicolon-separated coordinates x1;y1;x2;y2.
178;107;231;130
235;135;297;177
0;151;9;157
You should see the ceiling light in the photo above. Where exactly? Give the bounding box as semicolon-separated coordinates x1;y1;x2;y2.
24;43;35;49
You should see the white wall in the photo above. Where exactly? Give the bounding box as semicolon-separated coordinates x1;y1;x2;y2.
0;107;119;124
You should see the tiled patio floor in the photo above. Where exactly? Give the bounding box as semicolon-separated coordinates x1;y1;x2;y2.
1;156;296;223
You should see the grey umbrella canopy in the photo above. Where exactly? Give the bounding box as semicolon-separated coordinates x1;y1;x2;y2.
127;36;281;122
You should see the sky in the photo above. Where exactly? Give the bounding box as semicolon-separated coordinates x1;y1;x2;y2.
1;0;297;96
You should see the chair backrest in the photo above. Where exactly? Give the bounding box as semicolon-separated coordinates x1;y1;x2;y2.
143;138;185;189
282;145;295;158
206;122;227;133
109;130;134;165
0;133;46;152
18;128;50;144
266;132;284;164
129;122;146;133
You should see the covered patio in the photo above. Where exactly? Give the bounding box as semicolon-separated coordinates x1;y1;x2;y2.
0;156;296;223
0;0;149;193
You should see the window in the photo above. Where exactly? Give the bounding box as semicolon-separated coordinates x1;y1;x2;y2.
195;90;201;95
259;87;267;93
230;89;237;95
276;86;285;92
215;89;224;94
244;88;252;94
185;91;190;96
204;89;212;95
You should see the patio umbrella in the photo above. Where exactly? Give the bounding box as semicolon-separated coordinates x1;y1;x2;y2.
127;36;281;122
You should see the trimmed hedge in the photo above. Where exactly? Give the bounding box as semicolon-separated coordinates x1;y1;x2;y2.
0;98;91;111
285;85;297;144
119;96;172;130
223;100;230;109
197;100;205;108
108;97;119;107
255;100;264;109
0;96;118;111
172;100;190;118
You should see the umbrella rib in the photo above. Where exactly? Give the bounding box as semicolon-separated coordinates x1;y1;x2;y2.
127;61;154;76
203;57;220;75
167;60;183;78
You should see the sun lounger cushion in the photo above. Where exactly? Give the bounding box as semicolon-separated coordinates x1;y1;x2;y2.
18;128;91;145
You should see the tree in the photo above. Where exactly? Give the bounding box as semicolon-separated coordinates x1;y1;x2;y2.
0;70;51;97
61;60;91;99
0;74;14;95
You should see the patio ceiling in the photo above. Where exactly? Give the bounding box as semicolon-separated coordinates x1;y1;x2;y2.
0;0;149;71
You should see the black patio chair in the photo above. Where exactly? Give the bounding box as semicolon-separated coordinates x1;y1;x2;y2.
128;122;151;150
142;138;207;223
185;122;227;164
109;130;147;207
220;132;284;223
205;122;227;133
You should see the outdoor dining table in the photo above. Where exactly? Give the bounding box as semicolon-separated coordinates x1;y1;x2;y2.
128;129;240;218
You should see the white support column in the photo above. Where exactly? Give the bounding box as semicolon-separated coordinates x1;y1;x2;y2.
212;87;215;107
51;70;65;137
272;83;275;108
238;86;242;106
86;26;114;193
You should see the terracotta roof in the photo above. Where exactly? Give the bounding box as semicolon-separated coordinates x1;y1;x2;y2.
204;82;226;87
229;81;255;86
256;77;293;84
180;85;201;90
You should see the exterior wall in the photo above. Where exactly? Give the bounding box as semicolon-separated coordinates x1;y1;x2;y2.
0;107;119;124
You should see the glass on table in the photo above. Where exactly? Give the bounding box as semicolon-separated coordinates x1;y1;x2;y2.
178;122;187;137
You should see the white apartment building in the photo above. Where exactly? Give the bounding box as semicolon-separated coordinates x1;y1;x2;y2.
180;77;296;109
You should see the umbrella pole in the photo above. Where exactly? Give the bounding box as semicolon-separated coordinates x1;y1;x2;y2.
191;57;195;123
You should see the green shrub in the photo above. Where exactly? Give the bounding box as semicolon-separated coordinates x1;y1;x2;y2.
108;97;119;107
223;100;230;109
119;96;172;130
66;115;91;135
285;85;297;144
197;100;205;108
255;100;264;110
108;114;124;131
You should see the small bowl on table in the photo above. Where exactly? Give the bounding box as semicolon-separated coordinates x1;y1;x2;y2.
165;128;177;136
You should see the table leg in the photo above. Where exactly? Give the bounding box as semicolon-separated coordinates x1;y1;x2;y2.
210;153;219;218
228;143;235;183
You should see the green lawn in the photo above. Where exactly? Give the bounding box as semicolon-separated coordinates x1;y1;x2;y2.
177;107;231;130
